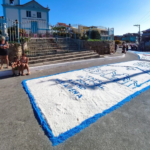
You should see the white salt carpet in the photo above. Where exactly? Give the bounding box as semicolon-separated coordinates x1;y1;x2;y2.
138;53;150;60
129;51;150;60
23;60;150;145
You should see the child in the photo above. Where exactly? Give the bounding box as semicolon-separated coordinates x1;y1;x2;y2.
11;56;21;76
20;53;30;76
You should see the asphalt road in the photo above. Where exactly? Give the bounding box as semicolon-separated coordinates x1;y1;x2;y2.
0;49;150;150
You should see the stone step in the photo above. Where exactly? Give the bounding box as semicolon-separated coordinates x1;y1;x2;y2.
26;49;87;56
30;54;100;66
29;52;100;64
57;44;78;46
29;39;55;42
29;39;74;42
28;41;55;44
29;39;75;42
27;49;57;53
28;45;78;49
28;44;78;48
28;42;77;46
28;46;57;49
28;50;95;60
28;46;81;52
28;43;57;47
29;48;79;52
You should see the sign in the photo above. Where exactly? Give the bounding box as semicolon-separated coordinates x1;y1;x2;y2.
22;18;46;21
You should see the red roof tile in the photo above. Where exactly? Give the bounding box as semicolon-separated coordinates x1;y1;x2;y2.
57;23;69;27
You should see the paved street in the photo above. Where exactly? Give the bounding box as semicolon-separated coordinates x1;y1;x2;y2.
1;49;150;150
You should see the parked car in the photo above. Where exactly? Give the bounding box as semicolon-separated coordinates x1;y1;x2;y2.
130;44;138;50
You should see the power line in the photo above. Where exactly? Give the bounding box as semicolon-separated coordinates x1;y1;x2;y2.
141;16;150;24
139;13;150;24
138;11;150;22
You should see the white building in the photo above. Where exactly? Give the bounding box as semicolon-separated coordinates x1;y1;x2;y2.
1;0;50;34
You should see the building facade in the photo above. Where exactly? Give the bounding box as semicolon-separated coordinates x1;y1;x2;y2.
71;25;114;40
114;35;122;41
142;29;150;43
141;28;150;50
122;33;138;43
1;0;50;34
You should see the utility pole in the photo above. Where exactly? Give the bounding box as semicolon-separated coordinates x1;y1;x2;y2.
134;24;140;44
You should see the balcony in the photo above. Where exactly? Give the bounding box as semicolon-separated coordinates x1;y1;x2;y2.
101;34;108;37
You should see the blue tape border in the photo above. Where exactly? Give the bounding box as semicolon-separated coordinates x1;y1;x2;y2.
22;60;150;146
129;51;150;60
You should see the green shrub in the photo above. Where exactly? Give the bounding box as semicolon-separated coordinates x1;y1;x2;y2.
115;40;121;44
81;36;89;40
86;30;101;39
87;39;101;41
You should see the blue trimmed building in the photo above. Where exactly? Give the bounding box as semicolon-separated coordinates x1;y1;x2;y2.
122;33;138;43
1;0;50;34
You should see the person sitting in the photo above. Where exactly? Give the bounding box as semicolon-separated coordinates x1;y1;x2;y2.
11;56;21;76
20;53;30;76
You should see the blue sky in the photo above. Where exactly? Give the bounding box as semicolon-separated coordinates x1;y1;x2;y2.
1;0;150;35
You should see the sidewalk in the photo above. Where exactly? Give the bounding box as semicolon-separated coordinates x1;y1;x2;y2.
0;53;125;78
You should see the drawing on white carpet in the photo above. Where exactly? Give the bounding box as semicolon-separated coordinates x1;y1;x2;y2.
22;60;150;146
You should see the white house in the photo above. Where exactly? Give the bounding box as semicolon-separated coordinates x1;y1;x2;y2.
1;0;50;34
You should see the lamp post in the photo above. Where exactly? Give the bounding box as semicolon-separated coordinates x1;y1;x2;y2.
134;24;140;44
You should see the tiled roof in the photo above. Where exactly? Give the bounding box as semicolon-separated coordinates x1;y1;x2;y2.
3;0;50;10
57;23;69;27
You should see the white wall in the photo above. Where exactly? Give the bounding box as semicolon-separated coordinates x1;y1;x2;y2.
20;10;47;29
5;7;19;27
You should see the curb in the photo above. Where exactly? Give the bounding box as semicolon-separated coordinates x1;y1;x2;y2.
0;54;125;78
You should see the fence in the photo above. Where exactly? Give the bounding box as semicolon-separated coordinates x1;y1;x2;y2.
0;20;115;57
0;19;114;42
0;18;19;43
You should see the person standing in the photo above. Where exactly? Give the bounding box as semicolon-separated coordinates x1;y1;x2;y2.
115;44;117;52
126;44;129;51
0;36;9;69
122;44;126;54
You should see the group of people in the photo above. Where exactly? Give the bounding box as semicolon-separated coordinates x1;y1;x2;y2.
11;54;30;76
0;36;30;76
122;44;129;54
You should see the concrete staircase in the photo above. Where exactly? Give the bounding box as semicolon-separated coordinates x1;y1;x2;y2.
27;38;100;65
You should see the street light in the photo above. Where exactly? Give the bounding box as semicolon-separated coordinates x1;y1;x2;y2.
134;24;140;44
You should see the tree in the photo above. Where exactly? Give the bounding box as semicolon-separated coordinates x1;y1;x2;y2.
86;30;101;39
115;40;121;44
53;27;66;32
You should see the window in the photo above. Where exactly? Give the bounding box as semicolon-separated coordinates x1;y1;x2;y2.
10;0;14;5
37;12;41;18
26;11;31;17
